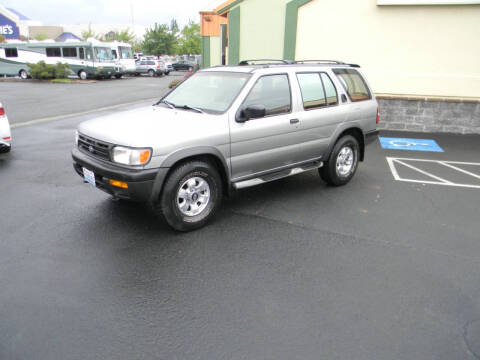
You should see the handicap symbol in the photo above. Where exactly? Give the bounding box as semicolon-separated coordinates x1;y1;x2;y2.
389;140;430;147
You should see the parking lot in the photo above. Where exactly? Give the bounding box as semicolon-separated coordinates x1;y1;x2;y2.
1;79;480;360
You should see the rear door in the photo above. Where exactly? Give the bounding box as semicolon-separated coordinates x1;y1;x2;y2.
293;71;346;160
229;73;307;180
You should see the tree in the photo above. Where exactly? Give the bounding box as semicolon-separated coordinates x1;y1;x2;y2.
34;34;48;41
142;23;177;56
178;20;201;55
105;29;136;43
81;25;97;41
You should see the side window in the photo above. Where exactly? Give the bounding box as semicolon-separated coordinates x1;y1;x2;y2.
333;68;371;102
321;73;338;106
242;74;291;117
297;73;326;110
85;48;93;60
46;47;61;57
111;49;118;59
5;48;18;57
79;48;85;59
62;47;77;57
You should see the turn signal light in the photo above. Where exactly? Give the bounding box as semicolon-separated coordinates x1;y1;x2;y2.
376;107;380;123
139;150;151;164
109;179;128;189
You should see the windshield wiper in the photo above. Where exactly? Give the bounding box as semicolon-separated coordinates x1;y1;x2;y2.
181;105;205;114
158;99;176;109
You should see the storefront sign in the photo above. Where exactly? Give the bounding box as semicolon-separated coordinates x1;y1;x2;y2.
0;14;20;39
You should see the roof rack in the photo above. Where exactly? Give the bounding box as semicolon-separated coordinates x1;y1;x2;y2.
295;60;360;68
295;60;345;64
238;59;294;66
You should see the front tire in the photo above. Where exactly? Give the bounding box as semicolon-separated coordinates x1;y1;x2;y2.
78;70;87;80
19;69;28;79
157;161;223;232
319;135;359;186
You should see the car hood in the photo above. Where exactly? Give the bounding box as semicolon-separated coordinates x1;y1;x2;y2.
77;105;228;155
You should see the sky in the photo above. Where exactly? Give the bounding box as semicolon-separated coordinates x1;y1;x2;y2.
2;0;221;28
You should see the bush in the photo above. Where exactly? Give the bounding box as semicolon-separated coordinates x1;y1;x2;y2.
27;61;71;79
169;79;182;88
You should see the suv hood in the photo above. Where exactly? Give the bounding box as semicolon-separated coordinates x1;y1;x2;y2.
78;105;228;154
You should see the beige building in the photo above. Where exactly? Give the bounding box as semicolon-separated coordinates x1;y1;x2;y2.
200;0;480;133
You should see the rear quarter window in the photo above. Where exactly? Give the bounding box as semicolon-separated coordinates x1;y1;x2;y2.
333;68;371;102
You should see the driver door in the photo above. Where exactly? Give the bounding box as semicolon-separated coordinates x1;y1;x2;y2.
229;73;305;181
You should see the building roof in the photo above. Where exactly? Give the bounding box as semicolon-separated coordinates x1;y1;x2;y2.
56;32;81;42
6;7;30;20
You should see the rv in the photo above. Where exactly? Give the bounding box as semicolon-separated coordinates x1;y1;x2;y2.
107;41;135;78
0;40;118;79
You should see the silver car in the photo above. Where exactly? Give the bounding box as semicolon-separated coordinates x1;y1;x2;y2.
0;102;11;153
134;60;166;77
72;60;379;231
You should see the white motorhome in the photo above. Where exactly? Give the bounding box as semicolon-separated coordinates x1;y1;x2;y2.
0;40;118;79
107;41;135;78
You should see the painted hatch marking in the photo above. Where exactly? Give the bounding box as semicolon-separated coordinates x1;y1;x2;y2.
386;157;480;189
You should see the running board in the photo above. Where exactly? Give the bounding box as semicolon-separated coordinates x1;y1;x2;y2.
233;161;323;190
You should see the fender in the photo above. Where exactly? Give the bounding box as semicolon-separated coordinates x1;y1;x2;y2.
149;146;231;202
325;122;365;162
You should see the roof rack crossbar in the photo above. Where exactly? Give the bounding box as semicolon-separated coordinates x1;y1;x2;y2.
238;59;294;65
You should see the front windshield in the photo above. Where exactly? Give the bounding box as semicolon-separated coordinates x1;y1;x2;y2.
119;46;133;59
163;72;251;113
94;47;114;62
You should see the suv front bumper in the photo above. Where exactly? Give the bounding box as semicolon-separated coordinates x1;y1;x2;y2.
72;148;167;202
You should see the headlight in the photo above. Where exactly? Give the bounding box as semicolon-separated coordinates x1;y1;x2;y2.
74;130;79;146
112;146;152;165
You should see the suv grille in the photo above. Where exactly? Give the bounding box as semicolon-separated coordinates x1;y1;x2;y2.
78;134;111;161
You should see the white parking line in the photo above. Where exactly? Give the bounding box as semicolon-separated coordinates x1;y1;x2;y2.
386;157;480;189
11;97;158;129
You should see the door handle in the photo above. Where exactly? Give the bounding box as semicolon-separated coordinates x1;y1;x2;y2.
290;118;300;124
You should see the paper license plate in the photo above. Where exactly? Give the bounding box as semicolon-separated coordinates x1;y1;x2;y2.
83;167;96;187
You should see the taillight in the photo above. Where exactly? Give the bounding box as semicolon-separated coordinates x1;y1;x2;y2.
0;107;4;116
376;107;380;124
3;136;11;141
157;64;161;69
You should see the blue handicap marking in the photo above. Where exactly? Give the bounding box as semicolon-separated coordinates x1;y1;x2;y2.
379;137;444;152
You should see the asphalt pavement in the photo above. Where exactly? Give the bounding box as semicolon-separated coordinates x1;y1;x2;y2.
1;82;480;360
0;74;183;125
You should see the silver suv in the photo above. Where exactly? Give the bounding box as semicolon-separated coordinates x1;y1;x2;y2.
72;60;379;231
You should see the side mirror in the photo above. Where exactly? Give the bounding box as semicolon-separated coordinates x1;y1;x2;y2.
236;104;266;123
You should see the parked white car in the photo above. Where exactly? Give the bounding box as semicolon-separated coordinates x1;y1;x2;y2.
0;102;11;153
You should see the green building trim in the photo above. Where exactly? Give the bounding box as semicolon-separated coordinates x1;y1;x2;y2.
201;36;211;68
216;0;244;15
228;6;241;65
283;0;313;60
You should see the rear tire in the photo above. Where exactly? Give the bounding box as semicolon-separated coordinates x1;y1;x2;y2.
148;69;155;77
114;74;122;79
157;161;223;232
78;70;87;80
19;69;28;79
319;135;359;186
164;71;170;75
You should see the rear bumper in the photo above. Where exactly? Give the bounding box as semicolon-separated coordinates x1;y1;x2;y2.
365;129;379;145
72;147;167;202
0;143;11;153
